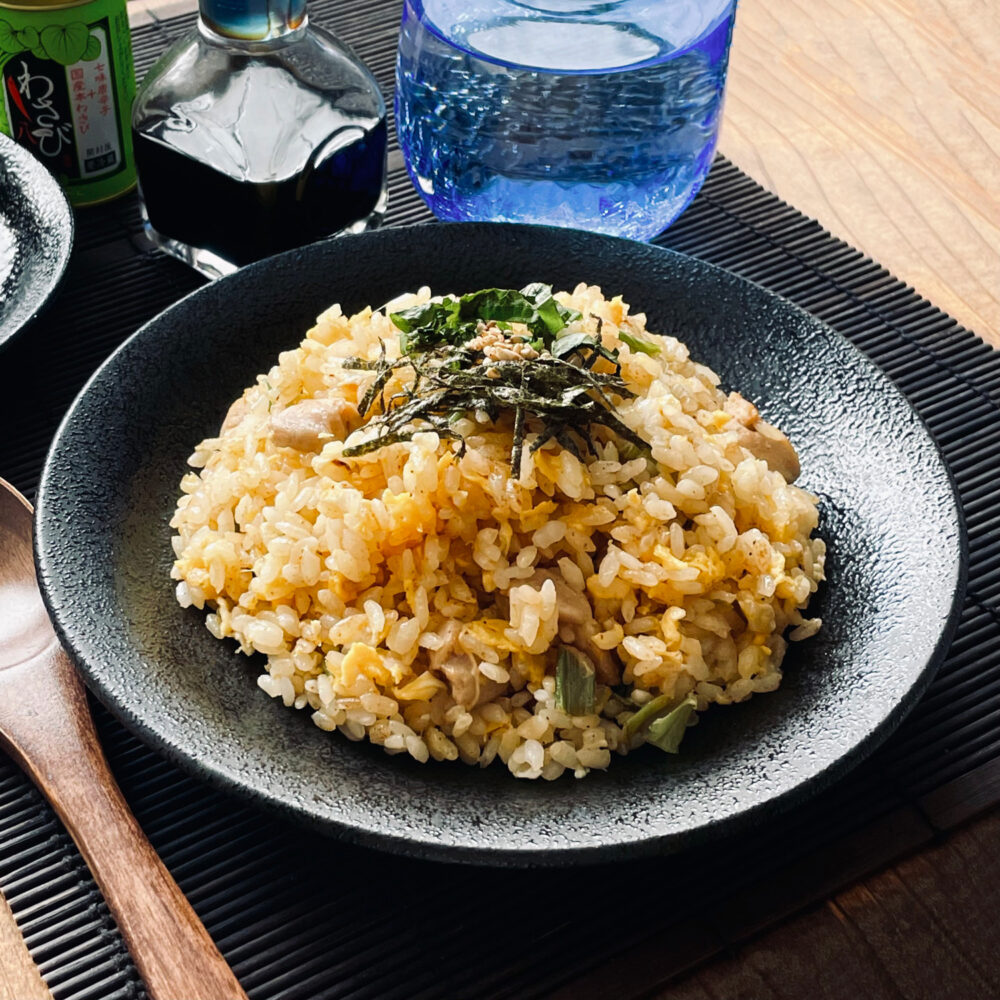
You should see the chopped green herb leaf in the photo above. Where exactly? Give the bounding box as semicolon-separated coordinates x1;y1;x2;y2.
550;333;597;359
391;297;469;354
389;297;460;334
389;284;582;355
459;288;540;326
556;646;596;715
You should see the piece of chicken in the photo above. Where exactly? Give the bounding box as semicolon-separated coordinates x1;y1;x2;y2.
428;622;504;710
270;397;359;452
723;392;800;483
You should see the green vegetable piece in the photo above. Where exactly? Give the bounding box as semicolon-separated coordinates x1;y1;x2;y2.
0;21;23;54
618;329;661;356
82;33;100;61
622;691;674;742
41;22;91;65
645;694;697;753
555;646;596;716
615;440;646;462
623;692;698;751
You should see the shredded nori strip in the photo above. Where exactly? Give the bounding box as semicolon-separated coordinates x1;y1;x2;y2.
342;341;647;473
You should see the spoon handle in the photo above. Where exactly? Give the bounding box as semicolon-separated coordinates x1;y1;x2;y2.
0;644;247;1000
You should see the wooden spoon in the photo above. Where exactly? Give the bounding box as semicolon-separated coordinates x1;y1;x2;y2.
0;477;247;1000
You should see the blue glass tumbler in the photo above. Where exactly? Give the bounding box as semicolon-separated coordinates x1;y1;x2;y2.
395;0;737;241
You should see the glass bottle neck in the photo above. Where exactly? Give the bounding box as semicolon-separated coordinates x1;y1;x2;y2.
198;0;308;43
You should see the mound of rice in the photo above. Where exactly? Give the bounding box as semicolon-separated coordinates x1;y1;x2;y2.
170;285;825;779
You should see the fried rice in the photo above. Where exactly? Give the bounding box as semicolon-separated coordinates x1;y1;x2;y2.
170;284;826;779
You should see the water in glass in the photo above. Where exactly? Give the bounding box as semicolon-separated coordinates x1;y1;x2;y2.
396;0;736;240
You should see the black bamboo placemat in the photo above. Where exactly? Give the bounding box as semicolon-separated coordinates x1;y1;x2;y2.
1;1;998;997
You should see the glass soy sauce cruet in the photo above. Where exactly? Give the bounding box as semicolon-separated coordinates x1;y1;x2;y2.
132;0;387;278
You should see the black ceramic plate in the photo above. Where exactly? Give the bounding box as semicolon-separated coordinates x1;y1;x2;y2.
35;224;966;866
0;134;73;348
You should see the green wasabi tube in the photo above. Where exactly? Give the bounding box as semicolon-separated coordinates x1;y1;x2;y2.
0;0;136;205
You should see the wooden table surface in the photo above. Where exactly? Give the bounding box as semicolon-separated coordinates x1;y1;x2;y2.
724;0;1000;349
3;0;998;998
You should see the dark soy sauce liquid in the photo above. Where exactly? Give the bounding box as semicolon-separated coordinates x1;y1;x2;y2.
133;116;387;268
